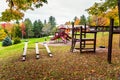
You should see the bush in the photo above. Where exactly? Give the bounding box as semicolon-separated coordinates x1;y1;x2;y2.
2;36;12;46
13;37;21;44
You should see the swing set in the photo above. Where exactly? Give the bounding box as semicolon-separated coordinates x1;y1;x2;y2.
71;0;120;64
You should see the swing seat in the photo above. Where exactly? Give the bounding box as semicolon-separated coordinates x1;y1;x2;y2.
99;46;105;48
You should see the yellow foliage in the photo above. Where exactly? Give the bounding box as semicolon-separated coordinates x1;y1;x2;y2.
89;15;110;26
74;18;80;25
105;7;118;19
0;29;7;41
97;16;110;26
65;21;71;25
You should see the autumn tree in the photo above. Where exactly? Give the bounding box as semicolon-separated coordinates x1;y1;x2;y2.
0;28;7;41
20;22;26;39
75;19;80;25
1;22;14;39
65;21;71;25
105;7;119;25
1;0;48;21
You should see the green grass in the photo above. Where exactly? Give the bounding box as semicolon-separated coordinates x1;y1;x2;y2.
0;37;50;59
1;35;120;79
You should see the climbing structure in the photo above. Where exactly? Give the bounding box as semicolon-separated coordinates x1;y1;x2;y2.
51;30;71;43
71;23;97;53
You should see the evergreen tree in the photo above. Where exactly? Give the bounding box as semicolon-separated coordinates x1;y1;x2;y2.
24;18;34;38
74;16;78;22
33;19;44;37
44;20;47;25
48;16;56;30
87;16;91;25
2;36;12;46
80;15;87;25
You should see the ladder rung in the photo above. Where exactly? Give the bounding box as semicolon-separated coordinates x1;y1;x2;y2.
81;48;94;50
81;50;95;53
75;48;80;50
74;39;80;42
82;38;95;41
75;34;80;35
82;43;94;45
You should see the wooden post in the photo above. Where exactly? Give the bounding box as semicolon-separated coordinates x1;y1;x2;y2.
70;22;74;52
22;41;28;61
83;24;86;48
118;0;120;47
108;19;114;64
43;42;53;57
35;42;40;59
94;31;97;53
80;26;82;53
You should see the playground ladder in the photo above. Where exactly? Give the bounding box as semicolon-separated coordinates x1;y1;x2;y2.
71;23;97;53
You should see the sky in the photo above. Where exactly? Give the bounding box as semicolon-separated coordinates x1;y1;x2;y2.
0;0;103;25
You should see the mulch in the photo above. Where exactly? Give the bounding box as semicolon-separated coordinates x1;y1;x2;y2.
39;40;71;46
39;41;108;54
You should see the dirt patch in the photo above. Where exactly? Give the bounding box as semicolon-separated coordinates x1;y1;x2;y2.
39;41;72;46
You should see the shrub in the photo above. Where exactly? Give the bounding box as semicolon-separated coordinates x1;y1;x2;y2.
13;37;21;44
2;36;12;46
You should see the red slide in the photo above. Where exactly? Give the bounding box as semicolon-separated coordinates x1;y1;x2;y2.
51;32;71;43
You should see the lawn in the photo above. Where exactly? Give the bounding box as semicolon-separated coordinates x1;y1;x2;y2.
0;34;120;79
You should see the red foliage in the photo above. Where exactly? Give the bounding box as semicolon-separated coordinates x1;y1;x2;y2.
20;23;26;36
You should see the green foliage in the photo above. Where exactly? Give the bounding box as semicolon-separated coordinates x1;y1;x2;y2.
86;2;103;16
74;16;78;22
1;9;24;21
6;0;48;11
24;18;34;38
2;36;12;46
48;16;56;30
42;23;52;35
80;15;87;25
33;19;44;37
12;25;22;38
13;37;21;44
86;0;117;16
41;16;56;35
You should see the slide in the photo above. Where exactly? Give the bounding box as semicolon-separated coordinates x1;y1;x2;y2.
51;31;71;43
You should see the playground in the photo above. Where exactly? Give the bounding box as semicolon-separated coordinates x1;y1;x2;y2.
1;0;120;79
